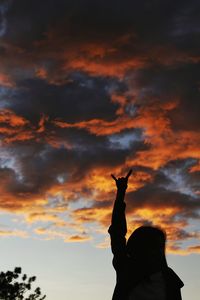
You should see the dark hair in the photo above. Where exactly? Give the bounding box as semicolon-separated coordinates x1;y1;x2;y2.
126;226;166;258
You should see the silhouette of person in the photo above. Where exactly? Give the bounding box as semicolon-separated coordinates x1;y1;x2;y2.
108;170;184;300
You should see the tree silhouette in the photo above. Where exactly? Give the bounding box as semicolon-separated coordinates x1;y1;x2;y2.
0;267;46;300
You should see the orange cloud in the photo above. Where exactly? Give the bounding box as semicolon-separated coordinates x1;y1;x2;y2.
65;234;91;243
66;55;145;78
35;67;48;80
34;226;91;243
167;244;200;255
30;30;200;84
37;114;49;133
189;160;200;172
0;73;15;87
0;109;28;127
52;98;200;172
0;229;28;238
26;212;61;223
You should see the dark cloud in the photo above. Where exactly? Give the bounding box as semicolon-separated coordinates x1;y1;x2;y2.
127;61;200;131
0;128;148;197
4;0;198;44
126;184;199;213
4;75;123;124
123;163;200;234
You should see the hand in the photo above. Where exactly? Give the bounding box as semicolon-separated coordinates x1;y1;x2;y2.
111;170;132;191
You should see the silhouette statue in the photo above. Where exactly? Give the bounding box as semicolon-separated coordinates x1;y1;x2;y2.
108;170;184;300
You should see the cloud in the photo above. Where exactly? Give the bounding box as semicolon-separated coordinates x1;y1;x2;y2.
0;0;199;252
0;0;12;37
65;234;91;243
0;229;28;238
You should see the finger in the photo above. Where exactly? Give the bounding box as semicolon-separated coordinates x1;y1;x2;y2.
111;174;117;181
126;169;132;179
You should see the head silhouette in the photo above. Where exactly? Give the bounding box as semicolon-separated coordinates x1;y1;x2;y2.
127;226;166;266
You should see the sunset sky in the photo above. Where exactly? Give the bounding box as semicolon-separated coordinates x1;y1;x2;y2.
0;0;200;299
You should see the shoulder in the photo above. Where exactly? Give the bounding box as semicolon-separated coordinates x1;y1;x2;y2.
163;267;184;289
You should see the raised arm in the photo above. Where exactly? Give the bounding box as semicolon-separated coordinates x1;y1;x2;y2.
108;170;132;260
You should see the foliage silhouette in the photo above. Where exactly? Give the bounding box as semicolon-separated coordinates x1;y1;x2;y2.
0;267;46;300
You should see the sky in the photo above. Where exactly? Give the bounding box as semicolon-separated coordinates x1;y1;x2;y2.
0;0;200;299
